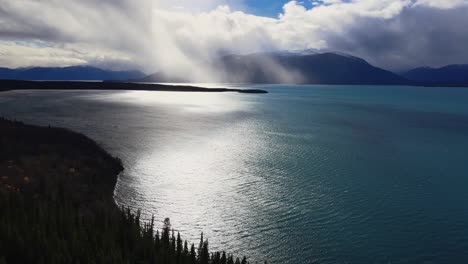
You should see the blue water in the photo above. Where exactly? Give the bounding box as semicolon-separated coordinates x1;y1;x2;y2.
1;85;468;263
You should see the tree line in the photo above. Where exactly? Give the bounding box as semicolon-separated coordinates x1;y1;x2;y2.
0;118;261;264
0;187;255;264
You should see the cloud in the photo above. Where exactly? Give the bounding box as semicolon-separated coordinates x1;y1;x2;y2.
324;2;468;70
271;0;468;70
0;41;87;68
414;0;467;9
0;0;154;70
0;0;468;74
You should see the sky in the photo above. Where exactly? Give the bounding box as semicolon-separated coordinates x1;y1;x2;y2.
0;0;468;74
235;0;316;17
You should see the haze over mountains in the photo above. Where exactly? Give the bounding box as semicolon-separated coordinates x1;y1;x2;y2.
1;52;467;86
134;52;410;85
215;52;409;85
136;51;468;86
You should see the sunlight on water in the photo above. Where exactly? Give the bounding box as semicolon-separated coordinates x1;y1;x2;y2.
89;90;248;113
152;83;246;89
92;90;273;255
2;86;468;263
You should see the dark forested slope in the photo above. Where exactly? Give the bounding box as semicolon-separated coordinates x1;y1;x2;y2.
0;118;252;264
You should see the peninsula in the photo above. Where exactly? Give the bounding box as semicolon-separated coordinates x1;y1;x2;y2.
0;80;268;94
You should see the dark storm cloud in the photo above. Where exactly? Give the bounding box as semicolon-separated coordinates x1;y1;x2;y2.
320;4;468;70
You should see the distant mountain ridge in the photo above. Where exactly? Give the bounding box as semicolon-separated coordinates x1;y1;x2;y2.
0;66;145;81
2;55;467;86
402;64;468;85
219;52;409;84
140;52;410;85
137;71;189;83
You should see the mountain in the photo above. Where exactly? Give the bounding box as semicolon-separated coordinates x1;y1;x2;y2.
402;65;468;85
0;66;145;81
136;71;189;83
0;68;17;79
139;52;410;85
216;52;410;84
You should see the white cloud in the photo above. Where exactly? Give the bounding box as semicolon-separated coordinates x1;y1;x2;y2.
0;0;468;74
0;41;87;68
0;40;143;70
0;0;155;70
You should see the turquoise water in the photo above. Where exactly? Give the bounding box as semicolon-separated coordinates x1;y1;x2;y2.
1;85;468;263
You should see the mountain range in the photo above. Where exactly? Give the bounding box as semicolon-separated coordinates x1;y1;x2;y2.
214;52;409;85
402;65;468;85
1;52;467;86
0;66;144;81
135;52;410;85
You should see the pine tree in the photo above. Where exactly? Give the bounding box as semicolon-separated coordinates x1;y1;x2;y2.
176;232;182;263
162;218;171;248
198;232;204;261
227;255;234;264
171;229;176;256
184;241;189;255
241;256;247;264
221;252;227;264
149;215;155;238
190;244;196;264
155;230;160;250
201;240;209;264
213;252;221;264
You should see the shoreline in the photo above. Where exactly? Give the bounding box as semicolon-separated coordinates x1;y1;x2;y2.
0;79;268;94
0;118;124;209
0;117;253;263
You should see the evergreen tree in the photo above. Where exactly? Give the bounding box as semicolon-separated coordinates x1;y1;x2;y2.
227;255;234;264
177;232;182;263
184;241;189;255
162;218;171;247
183;240;189;264
221;252;227;264
241;256;247;264
155;230;160;250
213;252;221;264
201;240;210;264
198;232;204;262
190;244;196;264
171;229;176;256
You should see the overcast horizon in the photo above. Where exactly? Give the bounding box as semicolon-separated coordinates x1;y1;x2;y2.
1;0;467;73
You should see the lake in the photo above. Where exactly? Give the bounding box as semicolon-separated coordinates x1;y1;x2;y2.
1;85;468;263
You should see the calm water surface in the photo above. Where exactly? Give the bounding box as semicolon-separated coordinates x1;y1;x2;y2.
1;85;468;263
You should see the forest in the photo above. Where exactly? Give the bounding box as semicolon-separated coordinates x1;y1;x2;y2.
0;118;256;264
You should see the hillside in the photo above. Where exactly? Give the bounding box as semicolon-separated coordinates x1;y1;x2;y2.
0;118;251;264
